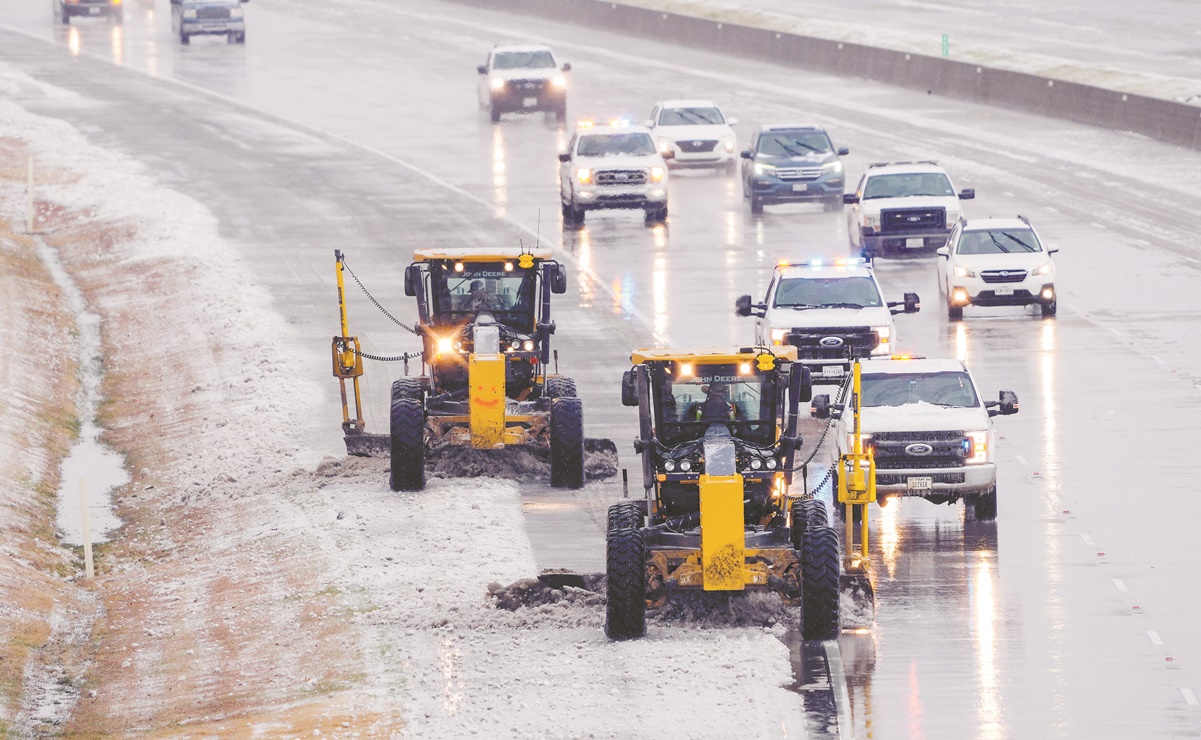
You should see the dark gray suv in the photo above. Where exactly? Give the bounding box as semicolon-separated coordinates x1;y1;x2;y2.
740;125;848;214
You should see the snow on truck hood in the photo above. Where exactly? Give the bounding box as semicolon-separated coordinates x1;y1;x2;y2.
765;305;892;329
861;195;960;211
857;402;990;432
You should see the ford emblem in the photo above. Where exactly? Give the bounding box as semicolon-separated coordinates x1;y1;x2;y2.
906;216;921;222
819;336;844;347
905;443;933;456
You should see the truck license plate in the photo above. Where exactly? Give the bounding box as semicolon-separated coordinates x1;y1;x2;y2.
905;237;924;248
994;286;1015;296
89;6;99;13
791;183;808;192
822;365;844;377
907;476;933;492
522;97;537;107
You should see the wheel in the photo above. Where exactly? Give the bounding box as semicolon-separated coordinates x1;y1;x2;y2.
237;31;246;44
608;501;644;533
801;525;841;640
1041;298;1057;317
970;486;997;520
549;397;585;489
391;377;423;403
723;160;737;176
750;196;763;214
561;202;571;222
389;399;425;492
554;105;567;122
790;498;828;550
567;203;585;224
61;7;69;23
646;205;667;223
111;8;123;23
180;31;190;45
947;302;963;321
605;524;646;640
490;107;501;123
544;376;577;399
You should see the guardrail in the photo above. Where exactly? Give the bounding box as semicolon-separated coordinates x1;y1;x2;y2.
450;0;1201;151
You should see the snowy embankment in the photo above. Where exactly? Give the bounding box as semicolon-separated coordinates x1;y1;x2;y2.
0;62;808;737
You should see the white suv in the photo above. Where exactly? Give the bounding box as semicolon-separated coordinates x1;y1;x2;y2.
811;356;1019;520
734;258;919;385
937;216;1058;319
558;122;670;225
646;99;738;173
843;161;974;260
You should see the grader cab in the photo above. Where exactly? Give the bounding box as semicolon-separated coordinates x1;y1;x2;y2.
605;346;844;641
332;248;587;492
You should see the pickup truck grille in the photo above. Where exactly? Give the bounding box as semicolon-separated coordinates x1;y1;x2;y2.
785;327;877;360
775;167;823;181
877;472;966;485
197;6;231;19
676;140;717;153
596;169;647;185
880;207;945;233
508;78;546;93
980;269;1028;284
871;430;967;469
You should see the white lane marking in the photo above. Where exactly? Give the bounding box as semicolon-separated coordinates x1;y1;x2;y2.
1049;493;1066;507
1113;579;1129;593
1045;206;1060;213
1079;533;1095;546
1182;689;1199;706
1184;256;1200;264
1152;355;1166;365
1091;222;1106;229
1148;631;1164;646
825;641;855;740
1014;454;1028;466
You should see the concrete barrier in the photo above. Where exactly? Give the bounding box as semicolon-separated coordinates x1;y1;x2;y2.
450;0;1201;151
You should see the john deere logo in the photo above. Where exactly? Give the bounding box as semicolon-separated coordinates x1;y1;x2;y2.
905;443;934;456
819;337;844;347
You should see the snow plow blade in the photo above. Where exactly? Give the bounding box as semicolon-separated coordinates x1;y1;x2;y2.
839;569;875;630
342;433;618;474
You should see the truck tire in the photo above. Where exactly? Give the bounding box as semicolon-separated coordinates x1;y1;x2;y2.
391;377;423;404
801;525;841;640
750;195;763;214
490;107;501;123
61;7;70;24
605;525;646;640
570;204;585;224
608;501;644;533
544;376;577;399
180;31;190;45
389;399;425;492
970;486;998;521
790;498;827;550
549;397;585;489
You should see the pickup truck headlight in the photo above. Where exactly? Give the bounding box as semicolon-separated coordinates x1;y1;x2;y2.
182;8;197;18
551;75;567;88
846;433;873;455
953;265;976;279
1032;261;1054;276
945;210;961;228
965;430;989;464
650;166;665;183
576;168;592;185
753;163;776;176
863;213;880;230
821;160;843;174
658;138;673;155
490;77;505;91
229;6;243;17
770;328;788;345
872;326;891;354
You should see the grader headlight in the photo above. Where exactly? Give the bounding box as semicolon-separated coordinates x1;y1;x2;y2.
437;337;454;355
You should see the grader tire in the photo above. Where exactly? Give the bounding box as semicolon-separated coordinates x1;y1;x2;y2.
605;525;646;640
607;501;643;533
801;525;841;641
389;399;425;492
790;498;829;549
391;377;423;403
544;376;578;399
549;397;585;489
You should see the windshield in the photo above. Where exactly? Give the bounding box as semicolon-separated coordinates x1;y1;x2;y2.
651;363;777;446
773;276;883;308
657;107;725;126
862;172;954;199
956;228;1043;255
757;131;833;157
860;372;979;408
577;133;657;157
492;50;556;70
431;265;537;333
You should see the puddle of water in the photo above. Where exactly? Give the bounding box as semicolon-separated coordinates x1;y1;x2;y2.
34;238;128;545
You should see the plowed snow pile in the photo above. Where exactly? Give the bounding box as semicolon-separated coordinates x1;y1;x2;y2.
0;63;807;738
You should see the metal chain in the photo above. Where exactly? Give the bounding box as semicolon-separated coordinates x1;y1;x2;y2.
349;347;421;363
342;259;420;335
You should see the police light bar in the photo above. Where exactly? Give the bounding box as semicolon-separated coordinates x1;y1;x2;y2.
776;257;868;269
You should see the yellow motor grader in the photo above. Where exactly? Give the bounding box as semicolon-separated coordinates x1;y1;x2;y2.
605;345;845;641
331;247;586;492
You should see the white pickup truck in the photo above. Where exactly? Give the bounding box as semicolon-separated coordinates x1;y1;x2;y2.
811;356;1018;520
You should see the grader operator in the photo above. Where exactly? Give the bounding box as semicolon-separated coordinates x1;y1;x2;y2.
332;248;587;492
605;346;843;641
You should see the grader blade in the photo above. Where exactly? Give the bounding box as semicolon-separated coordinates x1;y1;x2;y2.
839;568;876;629
344;432;389;457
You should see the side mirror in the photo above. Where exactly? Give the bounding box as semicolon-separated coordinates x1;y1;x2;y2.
1048;248;1060;255
739;149;752;159
561;62;571;72
999;390;1018;415
550;263;567;294
935;246;949;258
810;394;831;419
959;188;975;200
403;265;420;297
836;147;849;156
644;119;654;128
557;152;571;163
621;370;638;407
903;292;920;313
843;193;859;205
476;64;488;75
661;150;675;160
726;117;739;126
790;364;812;404
735;294;753;317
